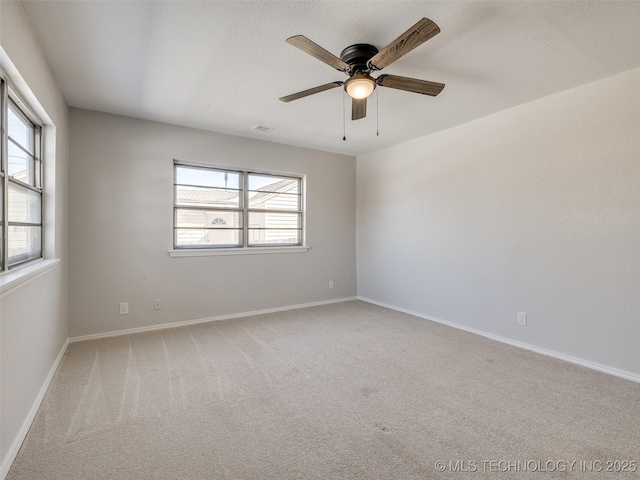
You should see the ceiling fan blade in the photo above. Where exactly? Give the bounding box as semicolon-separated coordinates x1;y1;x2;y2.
368;18;440;71
377;74;445;96
286;35;350;72
279;82;343;102
352;98;367;120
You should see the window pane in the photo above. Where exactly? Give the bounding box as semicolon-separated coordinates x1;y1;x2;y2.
248;229;301;246
8;141;35;184
248;191;300;210
248;174;299;193
248;211;301;229
176;166;240;189
8;225;41;265
175;209;241;229
175;228;241;247
176;185;240;208
8;182;41;224
8;103;35;154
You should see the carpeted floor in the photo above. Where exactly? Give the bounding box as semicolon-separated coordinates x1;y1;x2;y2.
7;301;640;479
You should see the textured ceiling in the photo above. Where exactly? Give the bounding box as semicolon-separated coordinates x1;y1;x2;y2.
20;1;640;156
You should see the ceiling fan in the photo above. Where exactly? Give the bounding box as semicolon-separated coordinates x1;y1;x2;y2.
279;18;445;121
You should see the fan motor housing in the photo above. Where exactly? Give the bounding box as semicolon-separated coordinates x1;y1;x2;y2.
340;44;378;72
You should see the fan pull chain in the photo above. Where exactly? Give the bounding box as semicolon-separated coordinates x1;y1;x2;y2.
376;87;379;136
342;90;346;141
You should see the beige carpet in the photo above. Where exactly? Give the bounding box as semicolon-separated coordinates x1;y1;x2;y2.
7;301;640;479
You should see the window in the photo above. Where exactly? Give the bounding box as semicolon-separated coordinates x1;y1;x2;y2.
0;76;43;271
174;162;303;249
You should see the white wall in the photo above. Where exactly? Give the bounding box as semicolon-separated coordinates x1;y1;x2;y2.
69;109;356;337
0;0;69;470
357;67;640;377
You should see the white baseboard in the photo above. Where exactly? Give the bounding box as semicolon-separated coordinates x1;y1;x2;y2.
70;296;359;343
0;338;70;480
358;296;640;384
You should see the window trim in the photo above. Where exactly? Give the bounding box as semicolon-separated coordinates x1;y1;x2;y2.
172;160;307;253
0;258;59;298
168;246;309;258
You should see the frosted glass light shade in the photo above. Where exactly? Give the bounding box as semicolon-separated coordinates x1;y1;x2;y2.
345;74;376;99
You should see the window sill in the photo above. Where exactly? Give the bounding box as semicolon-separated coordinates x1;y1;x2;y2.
0;258;60;298
168;246;309;257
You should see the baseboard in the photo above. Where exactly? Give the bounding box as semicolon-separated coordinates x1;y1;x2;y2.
358;296;640;384
0;338;70;480
69;296;359;343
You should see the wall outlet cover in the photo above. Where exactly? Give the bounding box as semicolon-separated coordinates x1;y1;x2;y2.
517;312;527;326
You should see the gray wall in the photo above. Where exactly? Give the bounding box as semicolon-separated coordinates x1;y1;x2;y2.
0;0;70;466
69;109;357;337
357;67;640;377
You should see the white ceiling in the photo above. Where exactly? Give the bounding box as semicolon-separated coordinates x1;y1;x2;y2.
21;1;640;156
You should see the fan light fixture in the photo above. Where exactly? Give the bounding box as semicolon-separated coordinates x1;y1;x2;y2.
345;73;376;99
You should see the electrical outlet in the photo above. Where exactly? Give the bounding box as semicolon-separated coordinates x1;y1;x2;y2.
120;302;129;315
154;299;162;311
329;280;334;290
517;312;527;326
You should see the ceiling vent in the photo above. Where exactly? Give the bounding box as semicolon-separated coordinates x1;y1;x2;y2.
251;125;274;133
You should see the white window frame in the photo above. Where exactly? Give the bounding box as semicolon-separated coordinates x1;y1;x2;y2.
170;160;308;257
0;74;44;272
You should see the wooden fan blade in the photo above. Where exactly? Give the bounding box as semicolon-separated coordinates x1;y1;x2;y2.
279;82;343;102
352;97;367;120
286;35;350;72
377;74;445;96
368;18;440;71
